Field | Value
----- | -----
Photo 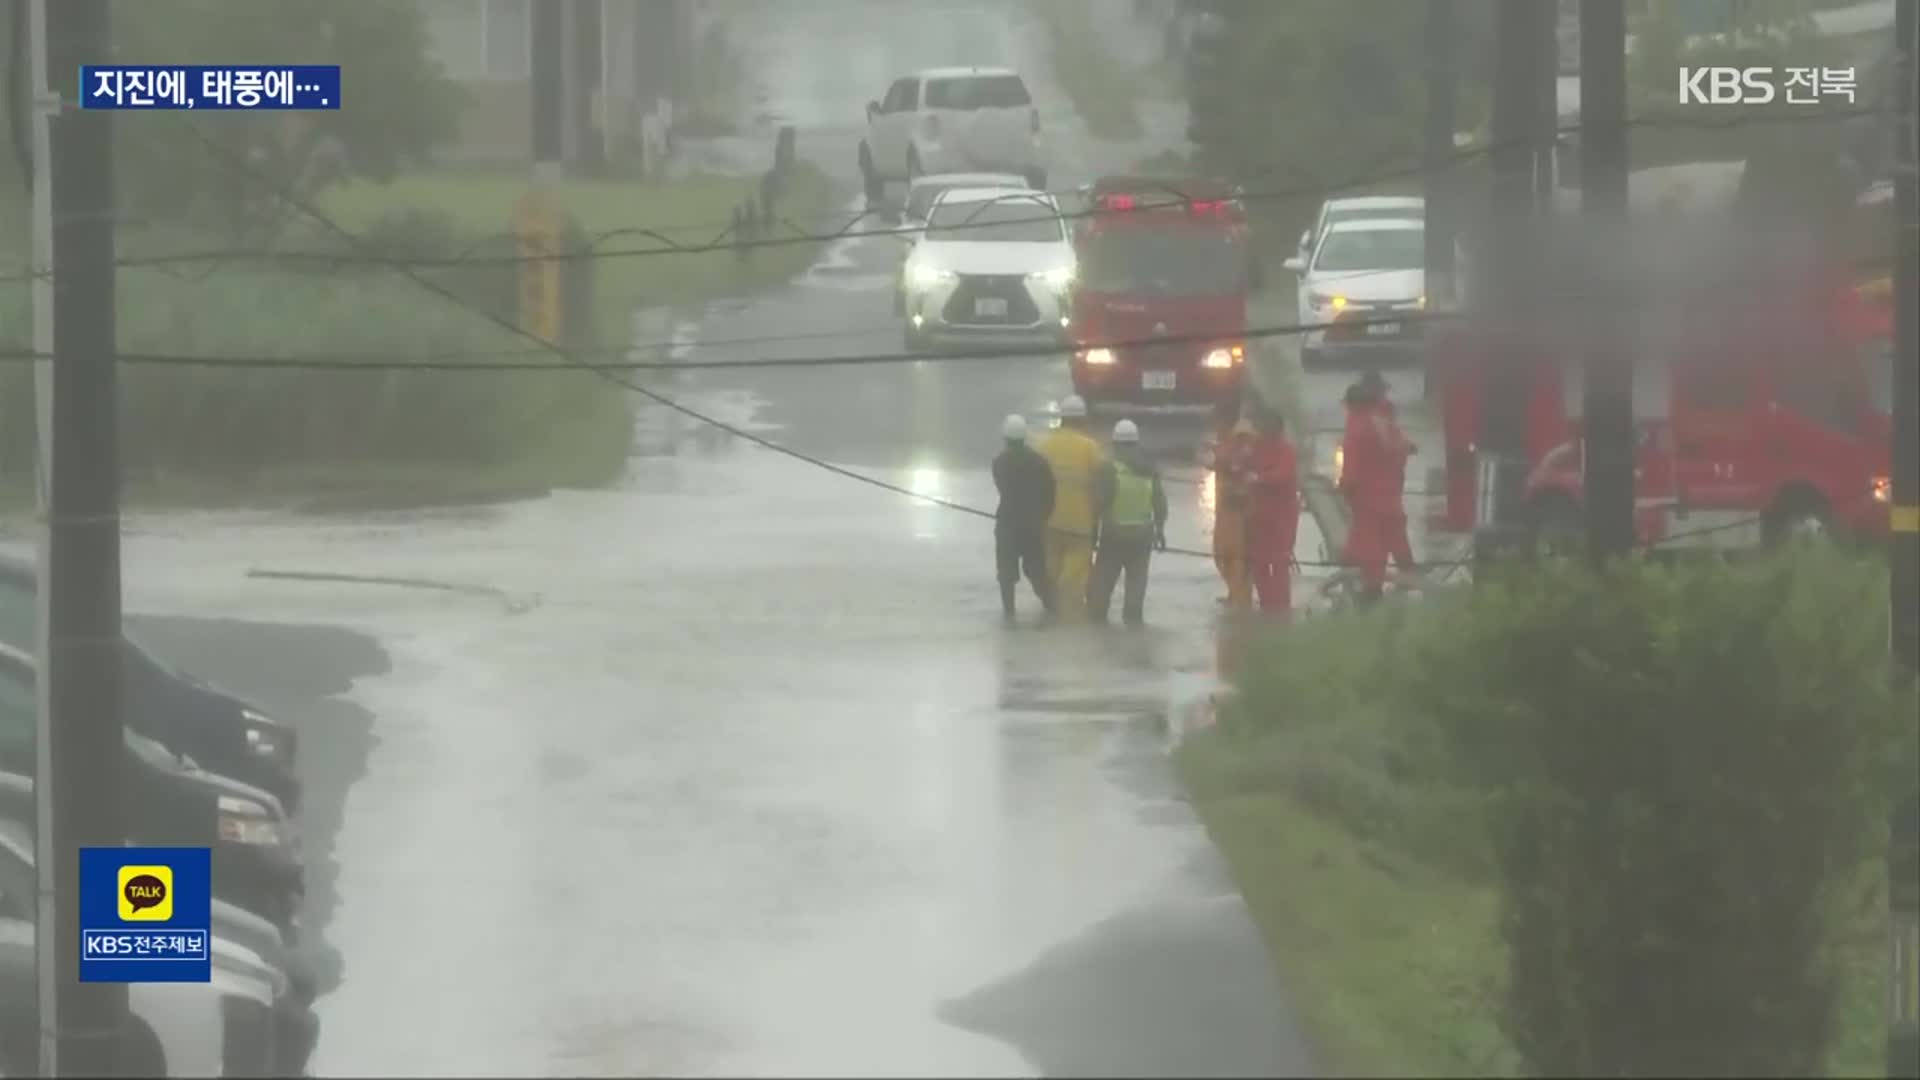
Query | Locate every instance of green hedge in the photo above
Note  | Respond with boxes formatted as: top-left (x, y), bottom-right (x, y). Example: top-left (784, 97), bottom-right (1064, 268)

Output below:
top-left (1190, 548), bottom-right (1917, 1075)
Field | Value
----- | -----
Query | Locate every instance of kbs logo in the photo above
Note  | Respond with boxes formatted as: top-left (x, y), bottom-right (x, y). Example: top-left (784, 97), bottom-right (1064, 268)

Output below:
top-left (1679, 67), bottom-right (1776, 105)
top-left (1679, 66), bottom-right (1856, 106)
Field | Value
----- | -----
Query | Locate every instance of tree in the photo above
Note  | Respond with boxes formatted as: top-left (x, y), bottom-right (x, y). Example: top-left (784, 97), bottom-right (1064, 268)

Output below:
top-left (107, 0), bottom-right (463, 236)
top-left (1177, 0), bottom-right (1494, 233)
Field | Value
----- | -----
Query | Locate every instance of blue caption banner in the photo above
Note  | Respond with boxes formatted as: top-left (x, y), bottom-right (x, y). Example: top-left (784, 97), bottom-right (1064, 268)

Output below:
top-left (78, 846), bottom-right (212, 984)
top-left (80, 65), bottom-right (340, 111)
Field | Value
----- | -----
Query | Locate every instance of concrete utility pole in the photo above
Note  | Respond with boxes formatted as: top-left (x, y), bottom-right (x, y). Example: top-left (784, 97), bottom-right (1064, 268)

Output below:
top-left (32, 0), bottom-right (130, 1075)
top-left (1474, 0), bottom-right (1548, 565)
top-left (1580, 0), bottom-right (1633, 559)
top-left (532, 0), bottom-right (565, 176)
top-left (1888, 6), bottom-right (1918, 1076)
top-left (1424, 0), bottom-right (1458, 313)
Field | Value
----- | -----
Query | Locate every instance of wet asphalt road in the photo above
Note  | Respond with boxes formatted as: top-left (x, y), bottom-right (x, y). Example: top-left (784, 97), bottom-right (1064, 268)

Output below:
top-left (107, 3), bottom-right (1323, 1074)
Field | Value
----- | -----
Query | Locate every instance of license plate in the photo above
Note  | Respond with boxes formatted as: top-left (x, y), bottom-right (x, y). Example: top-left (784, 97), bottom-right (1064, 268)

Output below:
top-left (1142, 370), bottom-right (1176, 390)
top-left (1366, 321), bottom-right (1402, 336)
top-left (975, 297), bottom-right (1008, 318)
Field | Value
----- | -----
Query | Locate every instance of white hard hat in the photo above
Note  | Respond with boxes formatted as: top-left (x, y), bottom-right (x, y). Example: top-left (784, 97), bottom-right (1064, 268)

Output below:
top-left (1001, 413), bottom-right (1028, 440)
top-left (1112, 419), bottom-right (1140, 443)
top-left (1059, 394), bottom-right (1088, 419)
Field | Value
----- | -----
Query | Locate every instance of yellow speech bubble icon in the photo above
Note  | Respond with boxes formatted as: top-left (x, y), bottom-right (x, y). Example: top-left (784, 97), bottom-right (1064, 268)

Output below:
top-left (117, 864), bottom-right (173, 922)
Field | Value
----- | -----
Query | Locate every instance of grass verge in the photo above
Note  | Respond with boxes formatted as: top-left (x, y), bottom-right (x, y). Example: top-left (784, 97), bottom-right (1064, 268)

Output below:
top-left (317, 165), bottom-right (837, 347)
top-left (0, 168), bottom-right (836, 511)
top-left (1034, 0), bottom-right (1148, 141)
top-left (1176, 597), bottom-right (1894, 1077)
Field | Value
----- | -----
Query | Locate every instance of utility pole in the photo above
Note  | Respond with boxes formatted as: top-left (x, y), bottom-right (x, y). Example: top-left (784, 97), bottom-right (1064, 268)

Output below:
top-left (1581, 0), bottom-right (1633, 559)
top-left (1888, 5), bottom-right (1918, 1076)
top-left (532, 0), bottom-right (565, 176)
top-left (32, 0), bottom-right (129, 1076)
top-left (1424, 0), bottom-right (1458, 314)
top-left (1474, 0), bottom-right (1546, 567)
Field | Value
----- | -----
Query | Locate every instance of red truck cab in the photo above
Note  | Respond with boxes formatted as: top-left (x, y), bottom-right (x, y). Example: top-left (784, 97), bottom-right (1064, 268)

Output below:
top-left (1431, 272), bottom-right (1893, 550)
top-left (1067, 177), bottom-right (1256, 414)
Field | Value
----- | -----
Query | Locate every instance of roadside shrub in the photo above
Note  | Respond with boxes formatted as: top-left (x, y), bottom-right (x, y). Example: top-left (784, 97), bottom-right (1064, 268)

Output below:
top-left (1422, 549), bottom-right (1917, 1076)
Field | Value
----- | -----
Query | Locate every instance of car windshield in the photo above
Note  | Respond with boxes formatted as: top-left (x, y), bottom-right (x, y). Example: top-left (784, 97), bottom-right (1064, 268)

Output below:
top-left (1313, 227), bottom-right (1425, 272)
top-left (923, 75), bottom-right (1031, 109)
top-left (1324, 204), bottom-right (1424, 233)
top-left (1079, 227), bottom-right (1247, 296)
top-left (926, 199), bottom-right (1061, 242)
top-left (907, 180), bottom-right (1017, 223)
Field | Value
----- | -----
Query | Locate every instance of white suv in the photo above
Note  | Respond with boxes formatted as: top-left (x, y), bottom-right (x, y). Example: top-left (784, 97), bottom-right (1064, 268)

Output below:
top-left (900, 187), bottom-right (1076, 352)
top-left (860, 68), bottom-right (1045, 204)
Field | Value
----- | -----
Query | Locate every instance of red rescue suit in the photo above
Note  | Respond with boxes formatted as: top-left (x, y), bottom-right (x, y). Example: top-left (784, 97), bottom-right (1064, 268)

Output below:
top-left (1244, 431), bottom-right (1301, 615)
top-left (1340, 400), bottom-right (1414, 591)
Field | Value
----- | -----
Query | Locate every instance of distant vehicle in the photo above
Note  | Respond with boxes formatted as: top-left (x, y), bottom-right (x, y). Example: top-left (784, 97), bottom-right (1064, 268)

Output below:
top-left (1067, 176), bottom-right (1256, 414)
top-left (1429, 270), bottom-right (1893, 552)
top-left (0, 554), bottom-right (301, 815)
top-left (860, 67), bottom-right (1045, 205)
top-left (0, 644), bottom-right (304, 937)
top-left (1287, 217), bottom-right (1431, 369)
top-left (0, 915), bottom-right (282, 1076)
top-left (899, 186), bottom-right (1076, 352)
top-left (894, 171), bottom-right (1033, 314)
top-left (1296, 195), bottom-right (1425, 269)
top-left (0, 808), bottom-right (316, 1076)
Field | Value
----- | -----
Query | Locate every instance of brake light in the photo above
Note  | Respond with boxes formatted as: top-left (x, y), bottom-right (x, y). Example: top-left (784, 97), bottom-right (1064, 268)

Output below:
top-left (1101, 194), bottom-right (1135, 212)
top-left (1192, 200), bottom-right (1221, 214)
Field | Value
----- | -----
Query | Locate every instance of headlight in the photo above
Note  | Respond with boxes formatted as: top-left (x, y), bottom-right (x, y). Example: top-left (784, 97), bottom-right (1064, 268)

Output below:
top-left (1310, 292), bottom-right (1346, 312)
top-left (1415, 295), bottom-right (1427, 310)
top-left (240, 709), bottom-right (290, 762)
top-left (1873, 476), bottom-right (1891, 503)
top-left (1081, 347), bottom-right (1116, 366)
top-left (907, 263), bottom-right (954, 290)
top-left (1028, 265), bottom-right (1075, 290)
top-left (1202, 345), bottom-right (1244, 369)
top-left (217, 794), bottom-right (285, 848)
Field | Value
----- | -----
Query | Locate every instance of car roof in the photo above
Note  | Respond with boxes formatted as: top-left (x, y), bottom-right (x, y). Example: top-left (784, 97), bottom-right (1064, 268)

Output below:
top-left (1325, 196), bottom-right (1425, 211)
top-left (1323, 216), bottom-right (1425, 235)
top-left (914, 66), bottom-right (1021, 81)
top-left (910, 171), bottom-right (1028, 190)
top-left (932, 186), bottom-right (1055, 207)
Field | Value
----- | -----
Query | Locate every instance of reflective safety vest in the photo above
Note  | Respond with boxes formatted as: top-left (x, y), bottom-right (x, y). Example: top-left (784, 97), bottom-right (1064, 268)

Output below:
top-left (1110, 463), bottom-right (1155, 528)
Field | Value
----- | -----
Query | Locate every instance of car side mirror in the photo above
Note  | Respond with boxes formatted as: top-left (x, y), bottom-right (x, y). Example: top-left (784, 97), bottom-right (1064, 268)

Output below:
top-left (1282, 255), bottom-right (1306, 273)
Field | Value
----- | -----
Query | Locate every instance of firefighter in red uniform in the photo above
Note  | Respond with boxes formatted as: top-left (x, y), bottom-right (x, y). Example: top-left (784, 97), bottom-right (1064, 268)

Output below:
top-left (1341, 373), bottom-right (1415, 602)
top-left (1243, 403), bottom-right (1301, 616)
top-left (1359, 371), bottom-right (1416, 576)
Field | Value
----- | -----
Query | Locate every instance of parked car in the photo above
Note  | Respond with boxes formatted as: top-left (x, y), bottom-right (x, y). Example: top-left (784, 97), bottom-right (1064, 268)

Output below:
top-left (860, 67), bottom-right (1045, 206)
top-left (1295, 194), bottom-right (1426, 270)
top-left (0, 916), bottom-right (282, 1075)
top-left (898, 186), bottom-right (1077, 352)
top-left (0, 796), bottom-right (319, 1075)
top-left (0, 554), bottom-right (300, 814)
top-left (1286, 216), bottom-right (1432, 369)
top-left (0, 645), bottom-right (304, 937)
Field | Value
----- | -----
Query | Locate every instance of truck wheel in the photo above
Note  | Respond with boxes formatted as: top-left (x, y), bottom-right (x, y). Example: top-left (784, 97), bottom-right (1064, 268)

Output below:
top-left (1762, 491), bottom-right (1830, 547)
top-left (1529, 496), bottom-right (1584, 559)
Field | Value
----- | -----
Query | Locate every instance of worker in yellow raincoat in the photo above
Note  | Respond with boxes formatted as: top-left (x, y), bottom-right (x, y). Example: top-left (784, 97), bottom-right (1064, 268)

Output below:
top-left (1037, 394), bottom-right (1105, 618)
top-left (1199, 395), bottom-right (1255, 612)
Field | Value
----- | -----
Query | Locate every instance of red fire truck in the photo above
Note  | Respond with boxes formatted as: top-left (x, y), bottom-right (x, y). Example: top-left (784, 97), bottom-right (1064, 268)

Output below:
top-left (1067, 176), bottom-right (1259, 414)
top-left (1429, 270), bottom-right (1893, 551)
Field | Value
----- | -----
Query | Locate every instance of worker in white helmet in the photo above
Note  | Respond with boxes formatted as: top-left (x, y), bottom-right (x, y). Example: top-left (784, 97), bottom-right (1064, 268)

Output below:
top-left (1088, 418), bottom-right (1169, 626)
top-left (1036, 394), bottom-right (1105, 619)
top-left (991, 413), bottom-right (1056, 622)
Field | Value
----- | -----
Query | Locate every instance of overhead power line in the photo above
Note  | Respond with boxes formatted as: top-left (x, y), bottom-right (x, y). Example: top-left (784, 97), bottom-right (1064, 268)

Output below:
top-left (0, 103), bottom-right (1882, 287)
